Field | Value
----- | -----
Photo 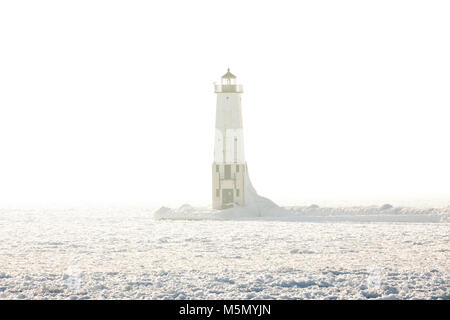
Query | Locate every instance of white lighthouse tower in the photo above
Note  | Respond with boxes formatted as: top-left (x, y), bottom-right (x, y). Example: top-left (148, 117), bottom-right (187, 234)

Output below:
top-left (212, 69), bottom-right (246, 209)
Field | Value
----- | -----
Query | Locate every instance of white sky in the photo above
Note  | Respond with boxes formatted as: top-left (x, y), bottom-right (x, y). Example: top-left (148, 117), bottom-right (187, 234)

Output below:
top-left (1, 1), bottom-right (449, 207)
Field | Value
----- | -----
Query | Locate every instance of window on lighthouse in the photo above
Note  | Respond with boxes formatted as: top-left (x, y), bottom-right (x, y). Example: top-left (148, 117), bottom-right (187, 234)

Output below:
top-left (225, 165), bottom-right (231, 179)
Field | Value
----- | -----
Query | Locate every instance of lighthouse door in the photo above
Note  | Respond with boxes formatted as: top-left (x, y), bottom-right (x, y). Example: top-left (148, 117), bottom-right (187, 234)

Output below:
top-left (222, 189), bottom-right (234, 206)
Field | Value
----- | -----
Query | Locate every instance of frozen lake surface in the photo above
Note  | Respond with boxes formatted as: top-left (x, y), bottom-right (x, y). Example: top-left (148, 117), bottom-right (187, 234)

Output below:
top-left (0, 207), bottom-right (449, 299)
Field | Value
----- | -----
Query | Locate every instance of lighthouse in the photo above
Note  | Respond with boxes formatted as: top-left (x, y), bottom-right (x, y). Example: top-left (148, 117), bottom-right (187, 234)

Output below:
top-left (212, 69), bottom-right (246, 209)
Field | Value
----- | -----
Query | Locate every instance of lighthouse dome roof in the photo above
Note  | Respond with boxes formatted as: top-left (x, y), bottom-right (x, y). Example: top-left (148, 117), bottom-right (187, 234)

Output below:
top-left (222, 68), bottom-right (236, 79)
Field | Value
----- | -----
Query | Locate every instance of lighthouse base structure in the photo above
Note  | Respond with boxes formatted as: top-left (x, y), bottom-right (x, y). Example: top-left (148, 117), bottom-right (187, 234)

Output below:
top-left (154, 161), bottom-right (286, 219)
top-left (212, 162), bottom-right (246, 209)
top-left (212, 161), bottom-right (280, 213)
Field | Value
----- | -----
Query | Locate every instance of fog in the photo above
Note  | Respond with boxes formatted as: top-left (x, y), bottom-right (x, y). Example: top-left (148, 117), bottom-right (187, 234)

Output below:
top-left (1, 1), bottom-right (449, 207)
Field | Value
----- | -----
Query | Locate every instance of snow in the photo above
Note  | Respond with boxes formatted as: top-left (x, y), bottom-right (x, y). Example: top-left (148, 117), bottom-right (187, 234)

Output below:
top-left (154, 203), bottom-right (449, 223)
top-left (0, 206), bottom-right (449, 299)
top-left (155, 171), bottom-right (449, 223)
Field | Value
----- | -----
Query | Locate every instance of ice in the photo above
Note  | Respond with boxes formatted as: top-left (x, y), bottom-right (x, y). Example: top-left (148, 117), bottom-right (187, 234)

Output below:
top-left (0, 207), bottom-right (449, 299)
top-left (154, 203), bottom-right (449, 223)
top-left (155, 170), bottom-right (449, 223)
